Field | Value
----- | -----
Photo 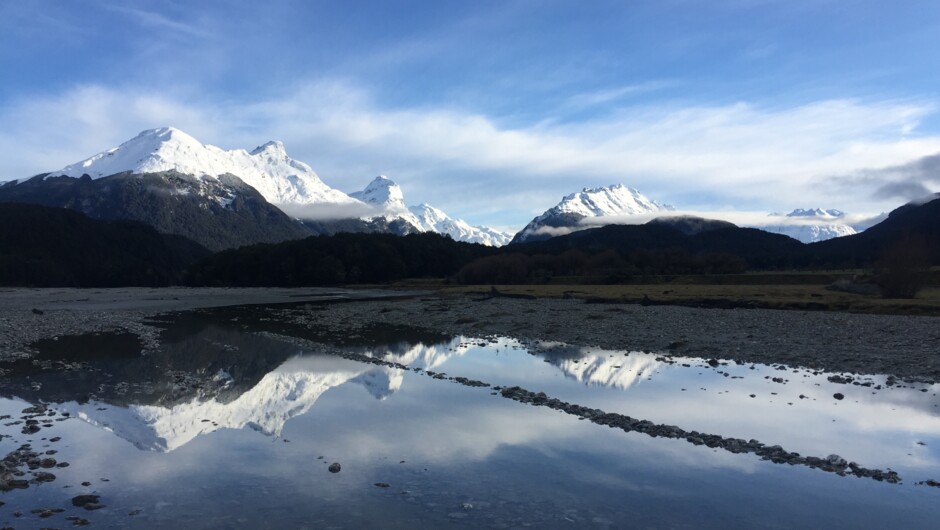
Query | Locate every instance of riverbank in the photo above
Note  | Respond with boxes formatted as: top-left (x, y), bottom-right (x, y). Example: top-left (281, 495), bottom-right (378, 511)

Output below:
top-left (1, 287), bottom-right (938, 383)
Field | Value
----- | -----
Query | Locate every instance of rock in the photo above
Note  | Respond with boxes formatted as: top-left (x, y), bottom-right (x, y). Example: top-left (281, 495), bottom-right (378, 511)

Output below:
top-left (833, 393), bottom-right (845, 400)
top-left (826, 454), bottom-right (847, 467)
top-left (71, 495), bottom-right (100, 508)
top-left (32, 471), bottom-right (55, 483)
top-left (328, 462), bottom-right (341, 473)
top-left (30, 507), bottom-right (63, 518)
top-left (21, 424), bottom-right (41, 435)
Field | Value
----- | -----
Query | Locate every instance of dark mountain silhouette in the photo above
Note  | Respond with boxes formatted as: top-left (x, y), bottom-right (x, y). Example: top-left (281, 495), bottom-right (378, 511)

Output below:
top-left (512, 216), bottom-right (805, 268)
top-left (0, 203), bottom-right (209, 286)
top-left (809, 195), bottom-right (940, 266)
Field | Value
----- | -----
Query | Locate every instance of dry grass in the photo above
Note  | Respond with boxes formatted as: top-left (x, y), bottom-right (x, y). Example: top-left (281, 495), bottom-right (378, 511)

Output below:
top-left (388, 279), bottom-right (940, 316)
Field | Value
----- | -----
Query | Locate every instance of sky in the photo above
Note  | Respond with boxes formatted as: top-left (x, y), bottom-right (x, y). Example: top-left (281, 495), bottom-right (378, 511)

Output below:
top-left (1, 0), bottom-right (939, 231)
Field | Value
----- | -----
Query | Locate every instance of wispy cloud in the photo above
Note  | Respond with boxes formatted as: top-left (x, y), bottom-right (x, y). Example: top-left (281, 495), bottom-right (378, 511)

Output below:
top-left (106, 5), bottom-right (210, 40)
top-left (561, 80), bottom-right (678, 111)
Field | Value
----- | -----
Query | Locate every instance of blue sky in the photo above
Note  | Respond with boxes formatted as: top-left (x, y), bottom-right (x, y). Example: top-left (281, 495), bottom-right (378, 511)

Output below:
top-left (1, 0), bottom-right (939, 230)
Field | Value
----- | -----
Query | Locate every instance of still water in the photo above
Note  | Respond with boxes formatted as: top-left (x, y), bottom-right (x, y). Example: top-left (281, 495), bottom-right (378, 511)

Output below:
top-left (0, 306), bottom-right (938, 528)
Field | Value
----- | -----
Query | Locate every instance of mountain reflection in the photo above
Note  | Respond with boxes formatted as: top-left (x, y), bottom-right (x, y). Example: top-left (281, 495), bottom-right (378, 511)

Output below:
top-left (55, 356), bottom-right (393, 452)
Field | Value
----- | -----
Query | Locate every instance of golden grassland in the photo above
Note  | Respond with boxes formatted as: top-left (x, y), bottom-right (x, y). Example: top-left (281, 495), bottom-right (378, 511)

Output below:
top-left (386, 271), bottom-right (940, 316)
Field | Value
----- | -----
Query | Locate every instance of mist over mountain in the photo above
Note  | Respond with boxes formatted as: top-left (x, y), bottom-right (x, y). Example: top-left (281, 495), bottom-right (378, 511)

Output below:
top-left (759, 208), bottom-right (858, 243)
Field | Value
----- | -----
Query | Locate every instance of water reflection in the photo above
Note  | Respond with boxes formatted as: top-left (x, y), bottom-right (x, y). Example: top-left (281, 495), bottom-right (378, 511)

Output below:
top-left (55, 356), bottom-right (400, 452)
top-left (1, 309), bottom-right (939, 528)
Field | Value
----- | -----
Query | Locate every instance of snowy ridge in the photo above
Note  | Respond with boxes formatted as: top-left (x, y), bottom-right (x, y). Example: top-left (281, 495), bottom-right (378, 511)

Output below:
top-left (785, 208), bottom-right (845, 218)
top-left (409, 203), bottom-right (512, 246)
top-left (46, 127), bottom-right (358, 206)
top-left (761, 208), bottom-right (858, 243)
top-left (549, 184), bottom-right (674, 219)
top-left (351, 176), bottom-right (512, 246)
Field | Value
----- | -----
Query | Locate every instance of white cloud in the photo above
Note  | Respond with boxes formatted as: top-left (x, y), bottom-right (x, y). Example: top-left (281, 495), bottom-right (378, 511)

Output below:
top-left (578, 211), bottom-right (875, 229)
top-left (1, 81), bottom-right (938, 227)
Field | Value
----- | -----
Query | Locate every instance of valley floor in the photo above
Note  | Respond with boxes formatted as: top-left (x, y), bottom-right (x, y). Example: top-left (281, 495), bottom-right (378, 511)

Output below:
top-left (1, 287), bottom-right (938, 383)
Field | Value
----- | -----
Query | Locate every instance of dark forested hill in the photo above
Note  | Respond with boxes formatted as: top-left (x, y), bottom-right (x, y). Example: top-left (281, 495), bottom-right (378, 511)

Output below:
top-left (0, 203), bottom-right (210, 286)
top-left (809, 195), bottom-right (940, 266)
top-left (513, 216), bottom-right (806, 267)
top-left (185, 231), bottom-right (493, 286)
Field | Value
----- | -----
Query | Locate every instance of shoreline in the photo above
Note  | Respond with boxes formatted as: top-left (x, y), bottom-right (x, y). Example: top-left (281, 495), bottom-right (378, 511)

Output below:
top-left (1, 287), bottom-right (938, 383)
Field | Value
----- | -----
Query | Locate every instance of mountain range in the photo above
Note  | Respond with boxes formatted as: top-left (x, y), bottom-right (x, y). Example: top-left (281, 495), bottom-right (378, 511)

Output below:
top-left (511, 195), bottom-right (940, 270)
top-left (0, 126), bottom-right (873, 252)
top-left (511, 186), bottom-right (864, 245)
top-left (0, 127), bottom-right (511, 250)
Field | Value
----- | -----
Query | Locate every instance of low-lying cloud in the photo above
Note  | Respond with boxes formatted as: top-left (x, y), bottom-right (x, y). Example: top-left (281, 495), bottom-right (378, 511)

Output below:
top-left (576, 211), bottom-right (878, 230)
top-left (277, 201), bottom-right (375, 221)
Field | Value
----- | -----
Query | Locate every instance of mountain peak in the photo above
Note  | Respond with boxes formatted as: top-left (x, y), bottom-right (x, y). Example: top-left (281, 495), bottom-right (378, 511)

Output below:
top-left (786, 208), bottom-right (844, 218)
top-left (512, 184), bottom-right (673, 244)
top-left (44, 127), bottom-right (357, 206)
top-left (250, 140), bottom-right (287, 157)
top-left (351, 175), bottom-right (407, 210)
top-left (554, 184), bottom-right (673, 218)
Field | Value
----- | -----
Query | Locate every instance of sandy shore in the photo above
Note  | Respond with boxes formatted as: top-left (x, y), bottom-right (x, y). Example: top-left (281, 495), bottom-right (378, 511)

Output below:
top-left (1, 287), bottom-right (938, 382)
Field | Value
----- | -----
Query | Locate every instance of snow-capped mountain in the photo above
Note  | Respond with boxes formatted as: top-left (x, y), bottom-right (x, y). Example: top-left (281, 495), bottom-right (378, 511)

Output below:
top-left (511, 184), bottom-right (674, 243)
top-left (3, 127), bottom-right (514, 247)
top-left (350, 176), bottom-right (423, 230)
top-left (760, 208), bottom-right (858, 243)
top-left (351, 176), bottom-right (512, 246)
top-left (46, 127), bottom-right (358, 207)
top-left (409, 203), bottom-right (512, 246)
